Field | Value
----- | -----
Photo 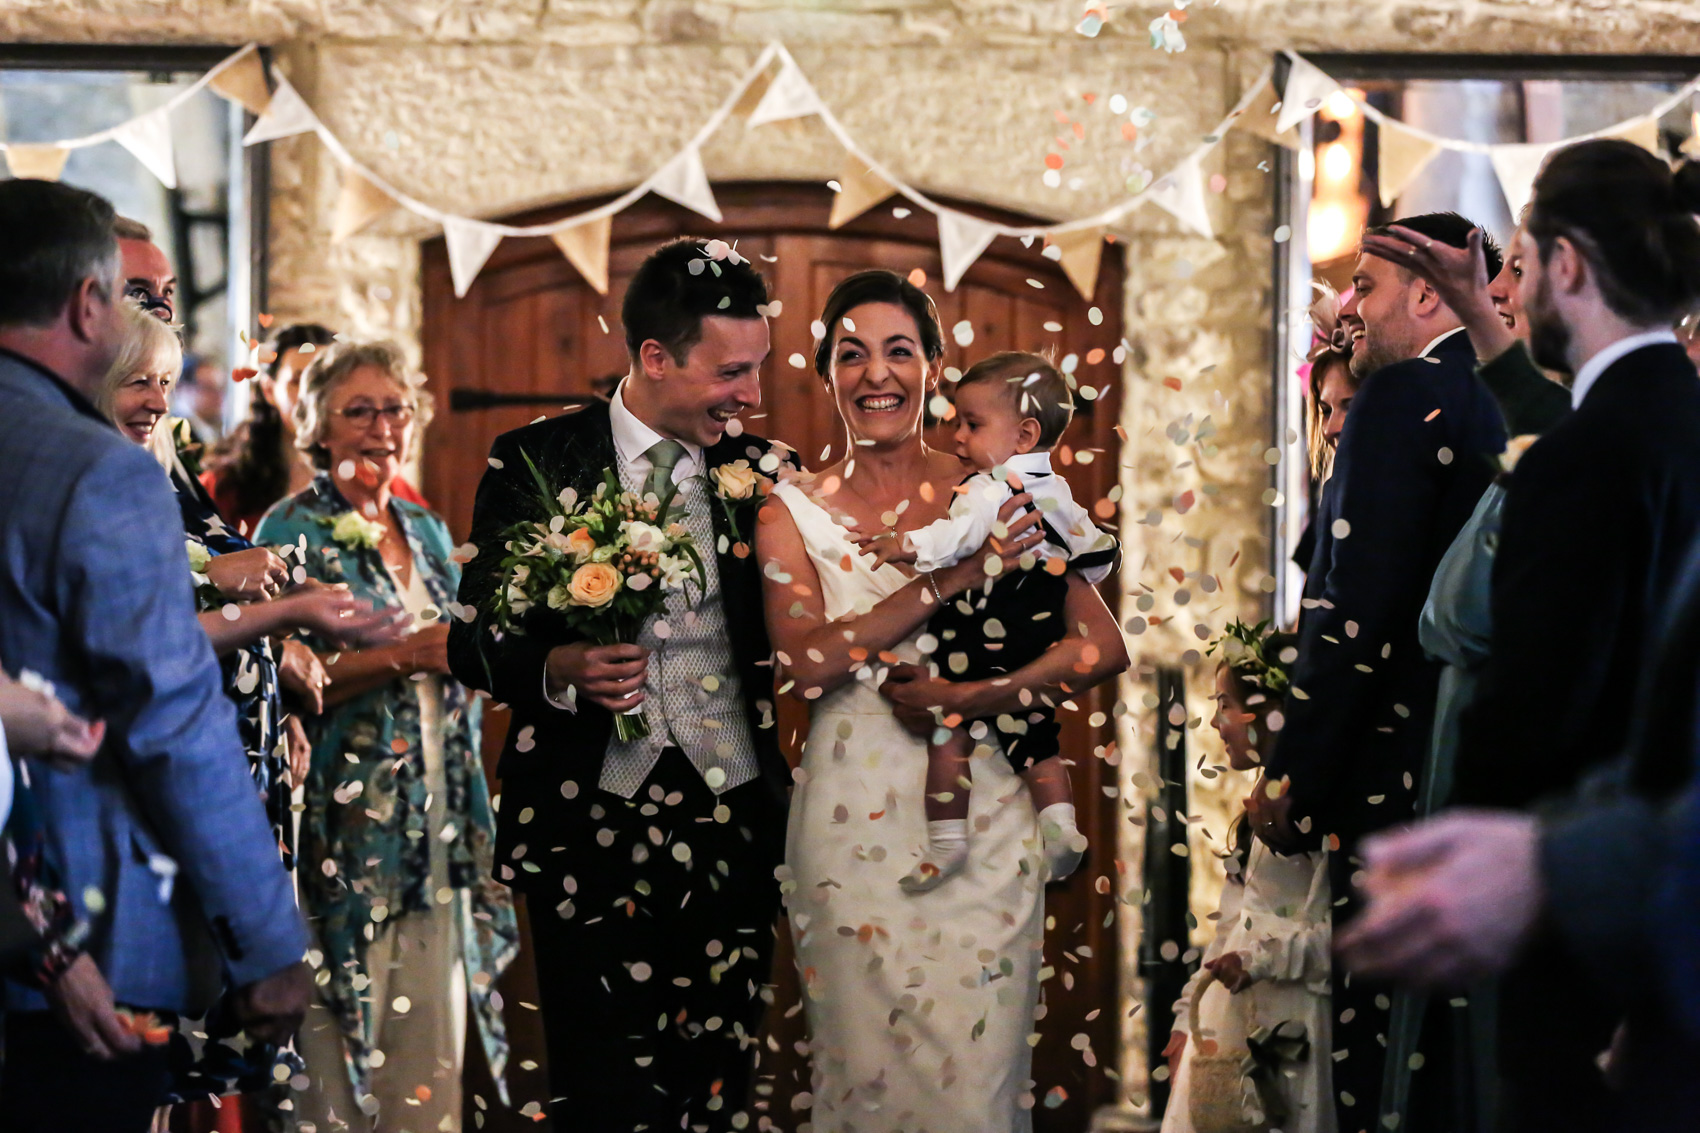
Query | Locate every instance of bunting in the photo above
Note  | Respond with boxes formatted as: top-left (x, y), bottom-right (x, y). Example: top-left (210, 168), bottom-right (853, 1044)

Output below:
top-left (1375, 119), bottom-right (1445, 209)
top-left (444, 217), bottom-right (504, 299)
top-left (331, 166), bottom-right (397, 244)
top-left (649, 146), bottom-right (723, 223)
top-left (745, 56), bottom-right (824, 129)
top-left (243, 74), bottom-right (320, 146)
top-left (1051, 228), bottom-right (1107, 302)
top-left (4, 144), bottom-right (70, 182)
top-left (828, 160), bottom-right (898, 229)
top-left (1489, 142), bottom-right (1557, 220)
top-left (552, 215), bottom-right (614, 295)
top-left (938, 209), bottom-right (999, 292)
top-left (208, 48), bottom-right (273, 117)
top-left (1147, 155), bottom-right (1214, 240)
top-left (1276, 55), bottom-right (1341, 135)
top-left (113, 108), bottom-right (177, 190)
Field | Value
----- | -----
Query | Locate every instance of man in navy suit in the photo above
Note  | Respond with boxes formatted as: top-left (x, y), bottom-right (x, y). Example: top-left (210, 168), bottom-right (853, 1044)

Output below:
top-left (1342, 141), bottom-right (1700, 1133)
top-left (0, 181), bottom-right (308, 1130)
top-left (1253, 213), bottom-right (1509, 1130)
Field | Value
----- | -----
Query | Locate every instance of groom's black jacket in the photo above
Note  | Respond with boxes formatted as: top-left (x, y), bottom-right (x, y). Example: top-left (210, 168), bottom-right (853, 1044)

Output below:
top-left (447, 399), bottom-right (790, 893)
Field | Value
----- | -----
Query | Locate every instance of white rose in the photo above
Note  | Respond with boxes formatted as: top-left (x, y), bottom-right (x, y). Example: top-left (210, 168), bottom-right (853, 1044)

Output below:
top-left (623, 520), bottom-right (668, 555)
top-left (330, 511), bottom-right (384, 550)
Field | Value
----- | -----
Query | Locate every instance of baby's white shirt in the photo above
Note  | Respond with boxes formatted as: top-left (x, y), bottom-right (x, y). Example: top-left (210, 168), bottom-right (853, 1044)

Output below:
top-left (904, 451), bottom-right (1116, 583)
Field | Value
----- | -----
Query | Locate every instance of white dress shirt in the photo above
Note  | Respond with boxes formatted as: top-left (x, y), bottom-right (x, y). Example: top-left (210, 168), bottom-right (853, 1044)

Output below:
top-left (0, 721), bottom-right (12, 833)
top-left (1569, 329), bottom-right (1680, 409)
top-left (1419, 326), bottom-right (1466, 358)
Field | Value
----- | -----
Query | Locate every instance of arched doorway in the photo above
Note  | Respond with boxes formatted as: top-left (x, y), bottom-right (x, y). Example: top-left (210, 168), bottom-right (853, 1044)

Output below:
top-left (421, 182), bottom-right (1125, 1131)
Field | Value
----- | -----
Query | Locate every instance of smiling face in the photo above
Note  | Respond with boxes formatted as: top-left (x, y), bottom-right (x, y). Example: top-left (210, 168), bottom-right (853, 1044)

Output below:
top-left (828, 301), bottom-right (937, 451)
top-left (1487, 228), bottom-right (1527, 339)
top-left (1316, 358), bottom-right (1356, 452)
top-left (1341, 252), bottom-right (1424, 379)
top-left (951, 378), bottom-right (1040, 470)
top-left (1212, 665), bottom-right (1266, 772)
top-left (118, 238), bottom-right (177, 323)
top-left (321, 364), bottom-right (415, 491)
top-left (630, 315), bottom-right (768, 448)
top-left (110, 361), bottom-right (175, 445)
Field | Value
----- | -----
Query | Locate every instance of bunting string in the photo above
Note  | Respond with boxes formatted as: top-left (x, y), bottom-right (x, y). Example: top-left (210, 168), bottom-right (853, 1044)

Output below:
top-left (7, 42), bottom-right (1698, 300)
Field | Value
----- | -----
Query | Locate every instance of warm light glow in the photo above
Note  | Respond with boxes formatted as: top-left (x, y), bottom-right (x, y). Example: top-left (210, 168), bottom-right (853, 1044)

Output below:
top-left (1309, 203), bottom-right (1352, 262)
top-left (1298, 147), bottom-right (1316, 182)
top-left (1325, 90), bottom-right (1359, 121)
top-left (1322, 142), bottom-right (1354, 183)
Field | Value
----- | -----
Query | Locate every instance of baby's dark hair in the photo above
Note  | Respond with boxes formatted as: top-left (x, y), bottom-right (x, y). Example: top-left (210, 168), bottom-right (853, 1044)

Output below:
top-left (954, 351), bottom-right (1075, 449)
top-left (1218, 628), bottom-right (1297, 880)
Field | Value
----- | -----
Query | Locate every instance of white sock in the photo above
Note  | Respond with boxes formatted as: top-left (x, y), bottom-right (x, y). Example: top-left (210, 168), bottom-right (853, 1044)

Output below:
top-left (900, 819), bottom-right (969, 893)
top-left (1038, 803), bottom-right (1087, 881)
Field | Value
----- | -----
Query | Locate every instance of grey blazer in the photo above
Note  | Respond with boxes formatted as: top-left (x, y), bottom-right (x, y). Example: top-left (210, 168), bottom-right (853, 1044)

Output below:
top-left (0, 349), bottom-right (305, 1013)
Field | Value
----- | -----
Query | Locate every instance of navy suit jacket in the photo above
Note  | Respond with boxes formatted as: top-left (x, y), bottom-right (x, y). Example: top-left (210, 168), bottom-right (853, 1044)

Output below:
top-left (1455, 343), bottom-right (1700, 808)
top-left (0, 350), bottom-right (305, 1012)
top-left (1267, 331), bottom-right (1506, 850)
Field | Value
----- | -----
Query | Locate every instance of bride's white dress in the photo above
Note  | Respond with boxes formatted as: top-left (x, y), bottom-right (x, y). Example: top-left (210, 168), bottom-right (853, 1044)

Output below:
top-left (772, 481), bottom-right (1047, 1133)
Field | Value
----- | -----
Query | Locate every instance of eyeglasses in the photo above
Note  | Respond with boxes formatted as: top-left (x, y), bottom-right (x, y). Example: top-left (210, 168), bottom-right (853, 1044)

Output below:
top-left (124, 283), bottom-right (174, 321)
top-left (336, 404), bottom-right (415, 428)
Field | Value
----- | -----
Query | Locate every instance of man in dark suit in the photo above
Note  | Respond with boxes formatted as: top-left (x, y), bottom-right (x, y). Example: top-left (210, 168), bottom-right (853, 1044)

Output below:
top-left (1417, 138), bottom-right (1700, 1132)
top-left (449, 239), bottom-right (792, 1132)
top-left (1253, 212), bottom-right (1509, 1130)
top-left (0, 181), bottom-right (309, 1130)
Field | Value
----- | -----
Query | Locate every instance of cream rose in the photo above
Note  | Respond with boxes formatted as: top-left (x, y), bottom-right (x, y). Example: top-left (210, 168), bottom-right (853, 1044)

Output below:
top-left (566, 562), bottom-right (622, 607)
top-left (623, 521), bottom-right (668, 555)
top-left (711, 460), bottom-right (761, 500)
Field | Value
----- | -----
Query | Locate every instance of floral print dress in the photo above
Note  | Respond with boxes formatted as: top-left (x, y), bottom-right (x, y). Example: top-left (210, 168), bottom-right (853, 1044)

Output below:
top-left (255, 473), bottom-right (518, 1109)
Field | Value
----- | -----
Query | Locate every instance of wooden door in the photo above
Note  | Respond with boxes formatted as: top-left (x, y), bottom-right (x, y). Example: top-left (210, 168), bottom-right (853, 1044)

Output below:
top-left (422, 183), bottom-right (1124, 1132)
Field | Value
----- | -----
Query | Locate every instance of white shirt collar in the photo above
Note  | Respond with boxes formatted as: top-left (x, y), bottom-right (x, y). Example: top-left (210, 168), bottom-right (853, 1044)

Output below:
top-left (1002, 451), bottom-right (1054, 476)
top-left (1570, 330), bottom-right (1680, 408)
top-left (1419, 326), bottom-right (1466, 358)
top-left (609, 380), bottom-right (703, 475)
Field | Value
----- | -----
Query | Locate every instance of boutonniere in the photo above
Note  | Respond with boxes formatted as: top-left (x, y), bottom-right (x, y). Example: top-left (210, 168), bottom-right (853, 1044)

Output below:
top-left (707, 458), bottom-right (775, 553)
top-left (1499, 434), bottom-right (1538, 476)
top-left (319, 510), bottom-right (386, 551)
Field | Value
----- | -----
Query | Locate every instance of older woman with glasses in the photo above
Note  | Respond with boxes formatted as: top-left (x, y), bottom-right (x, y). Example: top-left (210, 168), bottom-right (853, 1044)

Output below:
top-left (254, 340), bottom-right (516, 1131)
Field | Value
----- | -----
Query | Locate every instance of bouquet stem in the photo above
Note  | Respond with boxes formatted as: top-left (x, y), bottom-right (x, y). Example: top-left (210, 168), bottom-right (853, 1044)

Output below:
top-left (613, 707), bottom-right (650, 743)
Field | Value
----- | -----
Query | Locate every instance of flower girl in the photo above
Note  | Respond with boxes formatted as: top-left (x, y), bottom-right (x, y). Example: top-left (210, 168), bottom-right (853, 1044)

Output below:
top-left (1161, 622), bottom-right (1334, 1133)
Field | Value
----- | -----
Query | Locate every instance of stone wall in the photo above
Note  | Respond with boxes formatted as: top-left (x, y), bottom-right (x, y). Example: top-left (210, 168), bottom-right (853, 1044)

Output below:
top-left (8, 0), bottom-right (1700, 1119)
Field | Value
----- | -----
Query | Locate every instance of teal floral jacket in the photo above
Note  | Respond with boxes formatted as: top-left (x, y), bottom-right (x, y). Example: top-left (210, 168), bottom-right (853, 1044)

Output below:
top-left (256, 474), bottom-right (518, 1104)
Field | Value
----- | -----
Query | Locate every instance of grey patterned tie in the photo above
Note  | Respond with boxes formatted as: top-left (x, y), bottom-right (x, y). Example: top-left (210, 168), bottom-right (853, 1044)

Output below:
top-left (642, 439), bottom-right (687, 503)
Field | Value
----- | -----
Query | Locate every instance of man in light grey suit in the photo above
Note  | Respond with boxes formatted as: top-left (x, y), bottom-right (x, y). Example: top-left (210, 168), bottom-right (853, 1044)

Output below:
top-left (0, 180), bottom-right (310, 1130)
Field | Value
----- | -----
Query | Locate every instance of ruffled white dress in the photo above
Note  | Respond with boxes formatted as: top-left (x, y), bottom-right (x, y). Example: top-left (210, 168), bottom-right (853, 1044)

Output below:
top-left (1162, 842), bottom-right (1334, 1133)
top-left (772, 481), bottom-right (1047, 1133)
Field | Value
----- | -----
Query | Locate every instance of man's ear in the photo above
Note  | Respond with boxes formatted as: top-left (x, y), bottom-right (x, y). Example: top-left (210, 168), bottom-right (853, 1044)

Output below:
top-left (636, 340), bottom-right (673, 382)
top-left (1014, 417), bottom-right (1044, 455)
top-left (1549, 235), bottom-right (1588, 297)
top-left (67, 276), bottom-right (108, 346)
top-left (1409, 276), bottom-right (1444, 320)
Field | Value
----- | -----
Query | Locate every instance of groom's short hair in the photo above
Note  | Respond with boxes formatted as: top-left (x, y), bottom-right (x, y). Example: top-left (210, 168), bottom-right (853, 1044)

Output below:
top-left (623, 238), bottom-right (769, 364)
top-left (1362, 211), bottom-right (1503, 282)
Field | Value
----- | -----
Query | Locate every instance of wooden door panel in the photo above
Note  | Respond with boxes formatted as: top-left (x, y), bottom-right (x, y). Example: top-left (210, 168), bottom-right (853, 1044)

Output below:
top-left (422, 185), bottom-right (1123, 1133)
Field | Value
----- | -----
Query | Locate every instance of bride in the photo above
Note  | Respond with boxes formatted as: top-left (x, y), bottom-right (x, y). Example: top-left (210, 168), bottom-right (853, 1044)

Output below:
top-left (756, 270), bottom-right (1128, 1131)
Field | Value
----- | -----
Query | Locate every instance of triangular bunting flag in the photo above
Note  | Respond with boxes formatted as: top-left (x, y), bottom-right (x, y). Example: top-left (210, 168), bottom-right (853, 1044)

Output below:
top-left (208, 48), bottom-right (273, 117)
top-left (243, 74), bottom-right (319, 146)
top-left (732, 58), bottom-right (781, 119)
top-left (1232, 77), bottom-right (1299, 150)
top-left (746, 56), bottom-right (824, 129)
top-left (938, 209), bottom-right (998, 292)
top-left (1276, 55), bottom-right (1341, 136)
top-left (1376, 120), bottom-right (1444, 209)
top-left (4, 144), bottom-right (70, 181)
top-left (1147, 154), bottom-right (1214, 240)
top-left (649, 146), bottom-right (723, 223)
top-left (331, 166), bottom-right (396, 244)
top-left (551, 215), bottom-right (613, 295)
top-left (1050, 228), bottom-right (1106, 302)
top-left (113, 107), bottom-right (176, 189)
top-left (443, 216), bottom-right (504, 299)
top-left (1489, 142), bottom-right (1557, 219)
top-left (828, 160), bottom-right (897, 229)
top-left (1608, 116), bottom-right (1661, 155)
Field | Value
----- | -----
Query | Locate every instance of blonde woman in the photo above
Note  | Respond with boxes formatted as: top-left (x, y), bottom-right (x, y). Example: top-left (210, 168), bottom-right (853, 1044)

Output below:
top-left (255, 340), bottom-right (517, 1130)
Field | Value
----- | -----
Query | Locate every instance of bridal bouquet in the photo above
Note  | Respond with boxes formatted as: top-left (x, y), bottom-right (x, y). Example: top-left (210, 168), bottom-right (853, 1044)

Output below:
top-left (491, 454), bottom-right (705, 741)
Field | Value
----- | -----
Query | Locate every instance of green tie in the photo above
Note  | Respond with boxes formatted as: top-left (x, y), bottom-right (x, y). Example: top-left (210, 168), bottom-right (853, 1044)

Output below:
top-left (642, 439), bottom-right (687, 503)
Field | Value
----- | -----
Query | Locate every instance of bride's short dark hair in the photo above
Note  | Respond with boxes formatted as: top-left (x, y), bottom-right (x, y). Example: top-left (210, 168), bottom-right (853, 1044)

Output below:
top-left (813, 269), bottom-right (944, 380)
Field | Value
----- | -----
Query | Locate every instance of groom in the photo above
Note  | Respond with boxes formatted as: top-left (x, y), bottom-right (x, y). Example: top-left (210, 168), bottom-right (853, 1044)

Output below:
top-left (448, 239), bottom-right (792, 1131)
